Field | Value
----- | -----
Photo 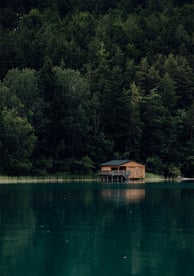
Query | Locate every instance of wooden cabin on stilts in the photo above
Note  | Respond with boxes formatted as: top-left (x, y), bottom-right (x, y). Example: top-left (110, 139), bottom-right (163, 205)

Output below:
top-left (99, 160), bottom-right (145, 183)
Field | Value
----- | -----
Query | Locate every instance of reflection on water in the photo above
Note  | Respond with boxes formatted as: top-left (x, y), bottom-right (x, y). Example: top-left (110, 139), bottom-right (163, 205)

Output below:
top-left (102, 189), bottom-right (145, 203)
top-left (0, 182), bottom-right (194, 275)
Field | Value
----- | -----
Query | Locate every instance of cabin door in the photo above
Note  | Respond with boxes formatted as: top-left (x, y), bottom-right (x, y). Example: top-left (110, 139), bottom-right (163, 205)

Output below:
top-left (120, 166), bottom-right (126, 171)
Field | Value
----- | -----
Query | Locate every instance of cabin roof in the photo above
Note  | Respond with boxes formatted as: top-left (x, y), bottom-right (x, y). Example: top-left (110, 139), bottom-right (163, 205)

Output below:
top-left (100, 160), bottom-right (131, 166)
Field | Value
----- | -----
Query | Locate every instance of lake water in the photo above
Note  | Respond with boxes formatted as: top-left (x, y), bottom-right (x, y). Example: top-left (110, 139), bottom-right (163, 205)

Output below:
top-left (0, 181), bottom-right (194, 276)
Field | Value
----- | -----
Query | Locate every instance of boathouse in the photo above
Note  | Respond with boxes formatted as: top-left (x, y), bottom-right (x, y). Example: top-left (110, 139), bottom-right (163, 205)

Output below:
top-left (99, 160), bottom-right (145, 182)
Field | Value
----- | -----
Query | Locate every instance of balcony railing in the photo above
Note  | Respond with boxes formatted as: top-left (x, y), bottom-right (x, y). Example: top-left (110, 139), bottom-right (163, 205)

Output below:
top-left (99, 170), bottom-right (131, 177)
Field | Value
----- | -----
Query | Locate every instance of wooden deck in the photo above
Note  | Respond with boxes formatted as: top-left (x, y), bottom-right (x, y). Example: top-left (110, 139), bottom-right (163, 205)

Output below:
top-left (99, 170), bottom-right (131, 182)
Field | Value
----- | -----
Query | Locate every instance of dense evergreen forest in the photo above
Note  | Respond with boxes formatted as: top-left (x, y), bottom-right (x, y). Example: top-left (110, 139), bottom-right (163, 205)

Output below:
top-left (0, 0), bottom-right (194, 176)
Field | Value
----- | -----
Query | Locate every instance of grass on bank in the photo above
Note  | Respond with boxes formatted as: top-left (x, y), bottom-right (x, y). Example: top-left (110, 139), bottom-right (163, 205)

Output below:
top-left (145, 173), bottom-right (164, 181)
top-left (0, 174), bottom-right (100, 184)
top-left (0, 172), bottom-right (184, 184)
top-left (0, 173), bottom-right (164, 184)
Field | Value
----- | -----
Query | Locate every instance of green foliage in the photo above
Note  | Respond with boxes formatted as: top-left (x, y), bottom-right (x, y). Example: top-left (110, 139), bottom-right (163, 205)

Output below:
top-left (158, 73), bottom-right (177, 111)
top-left (182, 155), bottom-right (194, 177)
top-left (38, 66), bottom-right (92, 173)
top-left (164, 164), bottom-right (181, 179)
top-left (3, 68), bottom-right (41, 121)
top-left (73, 156), bottom-right (95, 175)
top-left (146, 156), bottom-right (163, 174)
top-left (0, 108), bottom-right (36, 175)
top-left (0, 1), bottom-right (194, 176)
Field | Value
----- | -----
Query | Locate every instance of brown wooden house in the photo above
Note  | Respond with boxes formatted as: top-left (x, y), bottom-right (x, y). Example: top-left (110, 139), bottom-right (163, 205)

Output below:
top-left (99, 160), bottom-right (145, 182)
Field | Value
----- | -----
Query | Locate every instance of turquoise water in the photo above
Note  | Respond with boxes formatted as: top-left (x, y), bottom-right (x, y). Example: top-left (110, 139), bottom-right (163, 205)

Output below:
top-left (0, 181), bottom-right (194, 276)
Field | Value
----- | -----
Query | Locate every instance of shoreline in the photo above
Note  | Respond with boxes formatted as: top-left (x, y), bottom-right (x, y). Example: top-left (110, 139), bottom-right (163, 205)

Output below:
top-left (0, 176), bottom-right (99, 184)
top-left (0, 176), bottom-right (193, 184)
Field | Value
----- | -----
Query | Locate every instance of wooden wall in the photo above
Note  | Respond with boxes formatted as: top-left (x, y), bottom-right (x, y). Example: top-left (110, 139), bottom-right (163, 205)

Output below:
top-left (100, 161), bottom-right (145, 179)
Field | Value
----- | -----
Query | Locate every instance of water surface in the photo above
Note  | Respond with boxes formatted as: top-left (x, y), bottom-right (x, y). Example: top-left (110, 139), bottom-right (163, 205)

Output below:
top-left (0, 181), bottom-right (194, 276)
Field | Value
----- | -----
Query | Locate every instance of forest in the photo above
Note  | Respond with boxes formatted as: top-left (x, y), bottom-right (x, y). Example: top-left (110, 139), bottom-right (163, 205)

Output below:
top-left (0, 0), bottom-right (193, 177)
